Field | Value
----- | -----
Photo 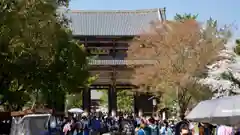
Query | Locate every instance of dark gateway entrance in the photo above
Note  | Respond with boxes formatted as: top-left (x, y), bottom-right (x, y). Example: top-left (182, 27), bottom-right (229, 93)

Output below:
top-left (66, 8), bottom-right (166, 115)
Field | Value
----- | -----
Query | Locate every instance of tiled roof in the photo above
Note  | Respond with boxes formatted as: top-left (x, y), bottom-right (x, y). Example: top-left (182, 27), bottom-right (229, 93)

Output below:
top-left (64, 8), bottom-right (166, 36)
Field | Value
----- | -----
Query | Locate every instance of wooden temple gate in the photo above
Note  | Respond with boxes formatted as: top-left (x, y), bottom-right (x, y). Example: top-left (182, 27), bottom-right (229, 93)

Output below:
top-left (68, 8), bottom-right (166, 115)
top-left (79, 36), bottom-right (155, 115)
top-left (66, 8), bottom-right (166, 115)
top-left (81, 85), bottom-right (155, 115)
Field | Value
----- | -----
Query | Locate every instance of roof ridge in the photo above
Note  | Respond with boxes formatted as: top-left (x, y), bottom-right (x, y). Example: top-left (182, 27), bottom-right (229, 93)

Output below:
top-left (70, 8), bottom-right (163, 13)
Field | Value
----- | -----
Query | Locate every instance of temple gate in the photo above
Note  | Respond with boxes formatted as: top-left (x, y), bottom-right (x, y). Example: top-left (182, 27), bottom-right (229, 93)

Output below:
top-left (66, 8), bottom-right (166, 115)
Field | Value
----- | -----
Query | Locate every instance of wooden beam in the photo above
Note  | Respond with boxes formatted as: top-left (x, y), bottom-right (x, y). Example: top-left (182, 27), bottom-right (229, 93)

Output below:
top-left (89, 65), bottom-right (131, 70)
top-left (73, 35), bottom-right (134, 40)
top-left (77, 84), bottom-right (137, 89)
top-left (80, 40), bottom-right (129, 44)
top-left (86, 46), bottom-right (128, 49)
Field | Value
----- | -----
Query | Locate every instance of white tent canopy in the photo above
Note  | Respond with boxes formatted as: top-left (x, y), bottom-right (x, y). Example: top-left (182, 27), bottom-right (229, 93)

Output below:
top-left (68, 108), bottom-right (84, 113)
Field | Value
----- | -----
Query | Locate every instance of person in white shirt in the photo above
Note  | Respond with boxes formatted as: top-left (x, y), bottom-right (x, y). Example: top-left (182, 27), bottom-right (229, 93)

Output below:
top-left (189, 122), bottom-right (195, 134)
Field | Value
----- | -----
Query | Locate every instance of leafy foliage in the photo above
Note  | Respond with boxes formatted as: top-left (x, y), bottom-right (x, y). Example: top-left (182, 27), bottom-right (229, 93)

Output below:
top-left (174, 13), bottom-right (198, 22)
top-left (99, 90), bottom-right (108, 108)
top-left (117, 90), bottom-right (133, 112)
top-left (220, 72), bottom-right (240, 96)
top-left (66, 93), bottom-right (83, 109)
top-left (234, 39), bottom-right (240, 55)
top-left (99, 90), bottom-right (133, 112)
top-left (0, 0), bottom-right (90, 111)
top-left (127, 14), bottom-right (230, 119)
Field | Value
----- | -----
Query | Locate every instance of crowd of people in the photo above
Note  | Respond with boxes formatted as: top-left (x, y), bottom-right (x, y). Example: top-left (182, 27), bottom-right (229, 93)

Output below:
top-left (57, 112), bottom-right (240, 135)
top-left (58, 112), bottom-right (193, 135)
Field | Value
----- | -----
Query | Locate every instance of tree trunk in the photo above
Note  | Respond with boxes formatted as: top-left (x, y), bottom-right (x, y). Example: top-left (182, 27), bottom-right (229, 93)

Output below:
top-left (46, 90), bottom-right (65, 112)
top-left (179, 110), bottom-right (185, 120)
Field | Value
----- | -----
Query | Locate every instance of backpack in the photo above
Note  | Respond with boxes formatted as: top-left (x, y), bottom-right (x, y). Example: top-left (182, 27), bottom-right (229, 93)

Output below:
top-left (161, 126), bottom-right (173, 135)
top-left (137, 128), bottom-right (145, 135)
top-left (149, 125), bottom-right (158, 135)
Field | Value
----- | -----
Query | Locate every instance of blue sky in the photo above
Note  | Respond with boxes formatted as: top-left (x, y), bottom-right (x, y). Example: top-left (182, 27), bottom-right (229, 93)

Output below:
top-left (69, 0), bottom-right (239, 36)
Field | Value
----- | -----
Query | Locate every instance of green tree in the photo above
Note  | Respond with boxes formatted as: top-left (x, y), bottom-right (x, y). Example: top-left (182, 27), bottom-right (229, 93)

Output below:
top-left (234, 39), bottom-right (240, 55)
top-left (0, 0), bottom-right (90, 111)
top-left (66, 93), bottom-right (82, 109)
top-left (99, 90), bottom-right (108, 108)
top-left (117, 90), bottom-right (133, 112)
top-left (99, 90), bottom-right (133, 112)
top-left (174, 13), bottom-right (198, 22)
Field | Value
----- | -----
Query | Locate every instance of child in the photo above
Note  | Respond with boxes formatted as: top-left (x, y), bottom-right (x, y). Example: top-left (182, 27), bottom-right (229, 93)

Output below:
top-left (136, 124), bottom-right (146, 135)
top-left (160, 121), bottom-right (173, 135)
top-left (135, 124), bottom-right (146, 135)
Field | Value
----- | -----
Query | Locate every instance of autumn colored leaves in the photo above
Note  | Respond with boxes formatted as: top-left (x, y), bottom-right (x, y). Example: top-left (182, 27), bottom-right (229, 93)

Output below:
top-left (126, 19), bottom-right (228, 114)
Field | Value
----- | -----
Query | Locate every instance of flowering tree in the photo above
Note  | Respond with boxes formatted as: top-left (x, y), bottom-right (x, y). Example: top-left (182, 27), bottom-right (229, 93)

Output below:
top-left (200, 40), bottom-right (240, 98)
top-left (127, 19), bottom-right (231, 119)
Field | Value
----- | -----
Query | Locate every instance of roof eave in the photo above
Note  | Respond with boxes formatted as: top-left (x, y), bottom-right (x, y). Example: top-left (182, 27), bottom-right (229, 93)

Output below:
top-left (72, 34), bottom-right (137, 37)
top-left (158, 7), bottom-right (167, 21)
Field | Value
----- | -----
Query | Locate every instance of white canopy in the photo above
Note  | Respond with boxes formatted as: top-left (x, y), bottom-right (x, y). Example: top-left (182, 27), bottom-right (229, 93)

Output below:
top-left (68, 108), bottom-right (84, 113)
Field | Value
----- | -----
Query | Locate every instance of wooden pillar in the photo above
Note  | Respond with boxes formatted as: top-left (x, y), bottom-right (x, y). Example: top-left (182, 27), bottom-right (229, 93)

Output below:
top-left (82, 88), bottom-right (91, 113)
top-left (109, 37), bottom-right (117, 115)
top-left (134, 93), bottom-right (139, 115)
top-left (134, 93), bottom-right (144, 116)
top-left (108, 85), bottom-right (117, 114)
